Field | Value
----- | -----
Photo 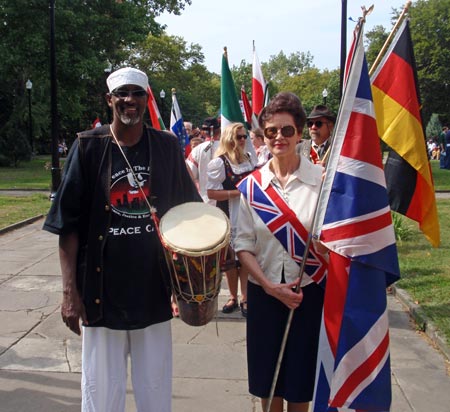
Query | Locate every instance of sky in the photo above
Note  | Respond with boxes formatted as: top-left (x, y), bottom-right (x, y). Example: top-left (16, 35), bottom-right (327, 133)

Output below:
top-left (157, 0), bottom-right (407, 74)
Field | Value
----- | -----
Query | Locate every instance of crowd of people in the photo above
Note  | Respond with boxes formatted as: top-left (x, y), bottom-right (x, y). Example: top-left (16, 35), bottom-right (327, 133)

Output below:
top-left (43, 65), bottom-right (343, 412)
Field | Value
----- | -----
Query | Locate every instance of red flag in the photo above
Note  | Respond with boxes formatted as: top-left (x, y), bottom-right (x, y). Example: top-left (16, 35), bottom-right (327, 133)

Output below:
top-left (240, 85), bottom-right (259, 130)
top-left (147, 85), bottom-right (166, 130)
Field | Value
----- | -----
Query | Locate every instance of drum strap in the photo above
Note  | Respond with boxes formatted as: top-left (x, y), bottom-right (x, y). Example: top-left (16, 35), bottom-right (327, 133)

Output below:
top-left (237, 170), bottom-right (327, 287)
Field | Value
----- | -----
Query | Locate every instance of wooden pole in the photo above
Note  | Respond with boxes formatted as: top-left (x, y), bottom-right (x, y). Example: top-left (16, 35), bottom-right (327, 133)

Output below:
top-left (369, 1), bottom-right (412, 76)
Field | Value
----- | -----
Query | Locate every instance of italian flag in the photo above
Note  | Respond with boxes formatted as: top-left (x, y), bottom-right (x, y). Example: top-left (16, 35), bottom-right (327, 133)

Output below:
top-left (221, 48), bottom-right (256, 161)
top-left (147, 85), bottom-right (166, 130)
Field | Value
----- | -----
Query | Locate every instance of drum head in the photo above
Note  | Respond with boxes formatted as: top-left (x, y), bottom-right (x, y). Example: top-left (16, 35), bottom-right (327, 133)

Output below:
top-left (159, 202), bottom-right (230, 254)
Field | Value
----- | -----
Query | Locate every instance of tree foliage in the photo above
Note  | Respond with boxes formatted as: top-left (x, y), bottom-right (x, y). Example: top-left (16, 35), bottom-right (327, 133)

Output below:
top-left (408, 0), bottom-right (450, 124)
top-left (132, 32), bottom-right (220, 126)
top-left (426, 113), bottom-right (442, 139)
top-left (0, 0), bottom-right (192, 156)
top-left (2, 0), bottom-right (450, 168)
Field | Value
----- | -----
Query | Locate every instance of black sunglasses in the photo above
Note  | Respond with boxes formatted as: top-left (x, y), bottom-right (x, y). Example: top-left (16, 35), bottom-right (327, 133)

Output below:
top-left (263, 125), bottom-right (296, 139)
top-left (236, 134), bottom-right (248, 140)
top-left (307, 120), bottom-right (328, 128)
top-left (111, 89), bottom-right (147, 99)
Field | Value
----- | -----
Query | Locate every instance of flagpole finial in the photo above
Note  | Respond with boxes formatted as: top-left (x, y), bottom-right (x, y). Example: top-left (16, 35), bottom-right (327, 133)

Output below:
top-left (361, 4), bottom-right (374, 22)
top-left (171, 88), bottom-right (176, 94)
top-left (223, 46), bottom-right (228, 60)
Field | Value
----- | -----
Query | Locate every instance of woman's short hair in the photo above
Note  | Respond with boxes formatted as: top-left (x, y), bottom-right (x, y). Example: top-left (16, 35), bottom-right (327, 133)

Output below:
top-left (258, 92), bottom-right (306, 133)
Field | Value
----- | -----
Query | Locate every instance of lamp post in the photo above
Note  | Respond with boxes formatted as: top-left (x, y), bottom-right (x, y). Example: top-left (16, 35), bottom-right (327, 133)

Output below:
top-left (322, 88), bottom-right (328, 105)
top-left (49, 0), bottom-right (61, 200)
top-left (25, 79), bottom-right (33, 154)
top-left (160, 89), bottom-right (166, 124)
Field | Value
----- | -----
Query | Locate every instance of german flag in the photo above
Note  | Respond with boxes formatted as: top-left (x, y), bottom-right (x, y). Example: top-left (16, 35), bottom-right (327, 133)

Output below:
top-left (371, 19), bottom-right (440, 247)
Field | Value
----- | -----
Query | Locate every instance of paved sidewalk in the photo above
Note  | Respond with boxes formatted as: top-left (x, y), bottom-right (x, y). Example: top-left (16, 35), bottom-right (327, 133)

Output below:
top-left (0, 218), bottom-right (449, 411)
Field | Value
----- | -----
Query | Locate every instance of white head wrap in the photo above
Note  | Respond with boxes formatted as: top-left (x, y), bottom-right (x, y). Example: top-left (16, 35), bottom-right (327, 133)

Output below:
top-left (106, 67), bottom-right (149, 93)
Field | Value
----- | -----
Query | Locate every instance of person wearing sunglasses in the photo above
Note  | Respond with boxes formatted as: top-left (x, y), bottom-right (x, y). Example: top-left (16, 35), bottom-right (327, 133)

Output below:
top-left (43, 67), bottom-right (201, 412)
top-left (297, 104), bottom-right (336, 164)
top-left (234, 92), bottom-right (328, 412)
top-left (206, 122), bottom-right (255, 317)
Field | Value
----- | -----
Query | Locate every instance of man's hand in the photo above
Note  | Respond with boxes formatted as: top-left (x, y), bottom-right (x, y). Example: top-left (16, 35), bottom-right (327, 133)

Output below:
top-left (61, 288), bottom-right (87, 336)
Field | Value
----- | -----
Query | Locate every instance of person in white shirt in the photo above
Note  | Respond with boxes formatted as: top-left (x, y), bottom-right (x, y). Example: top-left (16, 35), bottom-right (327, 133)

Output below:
top-left (235, 92), bottom-right (328, 412)
top-left (186, 117), bottom-right (221, 204)
top-left (250, 127), bottom-right (270, 167)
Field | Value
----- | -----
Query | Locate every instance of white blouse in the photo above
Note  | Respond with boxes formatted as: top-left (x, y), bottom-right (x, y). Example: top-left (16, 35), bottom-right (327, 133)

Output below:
top-left (234, 157), bottom-right (325, 287)
top-left (206, 156), bottom-right (254, 244)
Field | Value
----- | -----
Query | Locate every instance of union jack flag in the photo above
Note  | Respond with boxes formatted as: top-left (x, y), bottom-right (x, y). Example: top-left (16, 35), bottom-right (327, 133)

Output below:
top-left (238, 169), bottom-right (327, 287)
top-left (311, 19), bottom-right (400, 412)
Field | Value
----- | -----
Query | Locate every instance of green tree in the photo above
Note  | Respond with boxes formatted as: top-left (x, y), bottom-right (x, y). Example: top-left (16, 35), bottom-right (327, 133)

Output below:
top-left (0, 0), bottom-right (192, 161)
top-left (426, 113), bottom-right (442, 139)
top-left (365, 25), bottom-right (389, 69)
top-left (408, 0), bottom-right (450, 124)
top-left (133, 32), bottom-right (219, 126)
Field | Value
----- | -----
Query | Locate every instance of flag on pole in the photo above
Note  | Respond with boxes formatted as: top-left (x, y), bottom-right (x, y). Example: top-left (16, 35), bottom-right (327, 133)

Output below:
top-left (146, 85), bottom-right (166, 130)
top-left (312, 19), bottom-right (400, 412)
top-left (221, 47), bottom-right (257, 161)
top-left (170, 88), bottom-right (188, 150)
top-left (371, 19), bottom-right (440, 247)
top-left (252, 42), bottom-right (267, 116)
top-left (241, 85), bottom-right (259, 130)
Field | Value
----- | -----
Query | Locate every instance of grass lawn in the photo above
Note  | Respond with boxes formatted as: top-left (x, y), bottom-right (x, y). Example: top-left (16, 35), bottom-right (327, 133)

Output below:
top-left (0, 155), bottom-right (65, 190)
top-left (0, 193), bottom-right (51, 229)
top-left (430, 160), bottom-right (450, 190)
top-left (395, 199), bottom-right (450, 345)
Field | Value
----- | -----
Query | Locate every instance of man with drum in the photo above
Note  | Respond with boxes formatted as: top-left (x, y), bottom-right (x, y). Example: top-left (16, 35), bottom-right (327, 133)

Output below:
top-left (43, 67), bottom-right (200, 412)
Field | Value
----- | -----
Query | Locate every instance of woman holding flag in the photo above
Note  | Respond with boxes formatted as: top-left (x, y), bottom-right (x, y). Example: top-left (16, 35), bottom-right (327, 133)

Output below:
top-left (234, 92), bottom-right (327, 412)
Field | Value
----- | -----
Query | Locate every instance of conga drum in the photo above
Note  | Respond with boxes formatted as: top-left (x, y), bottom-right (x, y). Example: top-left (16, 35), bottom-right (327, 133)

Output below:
top-left (159, 202), bottom-right (231, 326)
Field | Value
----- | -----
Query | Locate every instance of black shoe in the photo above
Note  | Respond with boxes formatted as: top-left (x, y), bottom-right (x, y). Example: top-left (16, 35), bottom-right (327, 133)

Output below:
top-left (222, 298), bottom-right (238, 313)
top-left (240, 301), bottom-right (247, 318)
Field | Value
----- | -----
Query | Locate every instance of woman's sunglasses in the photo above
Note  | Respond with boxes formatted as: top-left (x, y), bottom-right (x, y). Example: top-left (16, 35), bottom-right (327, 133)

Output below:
top-left (263, 125), bottom-right (296, 139)
top-left (236, 134), bottom-right (248, 140)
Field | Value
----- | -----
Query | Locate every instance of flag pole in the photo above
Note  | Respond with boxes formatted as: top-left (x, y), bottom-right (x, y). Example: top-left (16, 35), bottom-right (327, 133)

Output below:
top-left (369, 1), bottom-right (412, 76)
top-left (264, 13), bottom-right (369, 412)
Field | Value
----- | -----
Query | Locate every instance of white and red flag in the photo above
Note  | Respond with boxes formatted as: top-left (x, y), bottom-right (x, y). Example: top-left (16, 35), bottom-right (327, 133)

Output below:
top-left (252, 42), bottom-right (267, 116)
top-left (311, 19), bottom-right (400, 412)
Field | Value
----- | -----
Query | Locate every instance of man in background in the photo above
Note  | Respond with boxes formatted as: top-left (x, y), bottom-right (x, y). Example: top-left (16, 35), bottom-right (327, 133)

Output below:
top-left (297, 105), bottom-right (335, 164)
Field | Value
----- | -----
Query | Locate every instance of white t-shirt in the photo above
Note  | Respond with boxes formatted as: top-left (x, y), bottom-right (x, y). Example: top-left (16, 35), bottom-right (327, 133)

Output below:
top-left (186, 140), bottom-right (220, 204)
top-left (206, 156), bottom-right (254, 244)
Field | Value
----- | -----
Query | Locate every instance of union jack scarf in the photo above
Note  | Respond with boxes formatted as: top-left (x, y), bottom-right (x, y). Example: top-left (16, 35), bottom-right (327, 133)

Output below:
top-left (237, 169), bottom-right (327, 287)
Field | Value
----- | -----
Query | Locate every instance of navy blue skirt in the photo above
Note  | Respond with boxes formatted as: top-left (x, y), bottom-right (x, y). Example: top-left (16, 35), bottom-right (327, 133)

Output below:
top-left (246, 281), bottom-right (324, 402)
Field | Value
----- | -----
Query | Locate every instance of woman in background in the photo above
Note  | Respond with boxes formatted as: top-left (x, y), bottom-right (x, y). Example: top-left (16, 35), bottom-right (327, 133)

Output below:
top-left (207, 122), bottom-right (255, 317)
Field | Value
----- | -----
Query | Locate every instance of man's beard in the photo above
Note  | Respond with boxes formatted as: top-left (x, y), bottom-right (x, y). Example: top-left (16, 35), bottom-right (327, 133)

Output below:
top-left (119, 113), bottom-right (142, 126)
